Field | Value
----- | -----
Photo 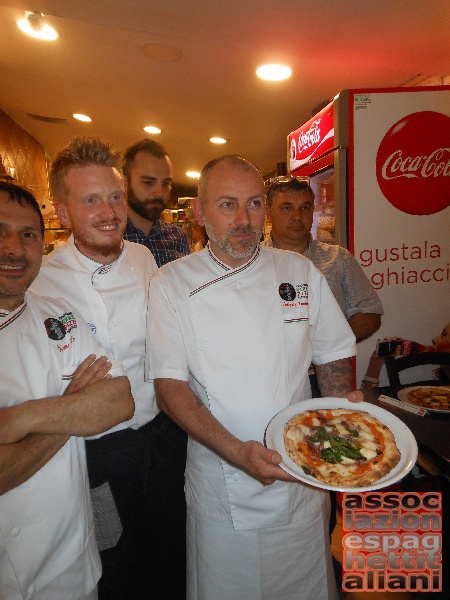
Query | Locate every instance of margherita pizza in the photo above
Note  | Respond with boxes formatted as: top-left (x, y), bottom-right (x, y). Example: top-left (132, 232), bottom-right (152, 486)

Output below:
top-left (405, 386), bottom-right (450, 411)
top-left (284, 408), bottom-right (400, 488)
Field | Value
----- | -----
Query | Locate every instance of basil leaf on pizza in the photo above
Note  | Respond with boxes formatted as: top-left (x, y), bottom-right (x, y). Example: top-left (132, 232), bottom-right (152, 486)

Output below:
top-left (284, 408), bottom-right (400, 487)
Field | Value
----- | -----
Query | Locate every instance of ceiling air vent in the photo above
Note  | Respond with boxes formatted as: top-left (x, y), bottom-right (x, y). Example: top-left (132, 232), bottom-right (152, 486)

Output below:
top-left (26, 113), bottom-right (68, 124)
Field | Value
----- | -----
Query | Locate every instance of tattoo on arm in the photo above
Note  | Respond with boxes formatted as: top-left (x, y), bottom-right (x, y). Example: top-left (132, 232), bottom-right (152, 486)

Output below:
top-left (315, 358), bottom-right (353, 397)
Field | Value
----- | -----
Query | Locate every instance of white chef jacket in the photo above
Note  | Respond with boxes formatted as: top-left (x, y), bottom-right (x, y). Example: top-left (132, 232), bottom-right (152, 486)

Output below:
top-left (0, 292), bottom-right (124, 600)
top-left (147, 244), bottom-right (356, 531)
top-left (31, 236), bottom-right (158, 433)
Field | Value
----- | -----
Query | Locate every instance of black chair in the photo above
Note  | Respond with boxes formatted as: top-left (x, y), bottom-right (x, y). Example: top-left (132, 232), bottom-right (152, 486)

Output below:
top-left (384, 351), bottom-right (450, 394)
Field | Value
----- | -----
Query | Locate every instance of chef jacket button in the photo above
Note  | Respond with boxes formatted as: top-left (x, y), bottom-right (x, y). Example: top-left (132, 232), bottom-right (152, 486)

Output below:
top-left (232, 473), bottom-right (239, 481)
top-left (111, 321), bottom-right (117, 327)
top-left (11, 526), bottom-right (21, 537)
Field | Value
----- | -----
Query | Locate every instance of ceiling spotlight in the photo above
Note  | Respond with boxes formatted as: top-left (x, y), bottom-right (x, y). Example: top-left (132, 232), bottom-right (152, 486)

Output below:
top-left (256, 64), bottom-right (292, 81)
top-left (17, 11), bottom-right (58, 41)
top-left (144, 126), bottom-right (162, 134)
top-left (73, 114), bottom-right (91, 122)
top-left (209, 137), bottom-right (227, 144)
top-left (186, 171), bottom-right (200, 179)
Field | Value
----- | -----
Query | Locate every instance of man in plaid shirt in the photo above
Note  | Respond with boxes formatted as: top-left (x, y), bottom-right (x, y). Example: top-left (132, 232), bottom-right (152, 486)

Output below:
top-left (123, 139), bottom-right (190, 267)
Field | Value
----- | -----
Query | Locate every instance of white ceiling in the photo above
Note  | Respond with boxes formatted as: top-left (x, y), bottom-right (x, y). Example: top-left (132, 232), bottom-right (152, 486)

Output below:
top-left (0, 0), bottom-right (449, 186)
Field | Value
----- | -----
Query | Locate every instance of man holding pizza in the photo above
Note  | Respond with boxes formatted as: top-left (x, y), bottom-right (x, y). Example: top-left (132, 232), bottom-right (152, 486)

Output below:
top-left (147, 154), bottom-right (363, 600)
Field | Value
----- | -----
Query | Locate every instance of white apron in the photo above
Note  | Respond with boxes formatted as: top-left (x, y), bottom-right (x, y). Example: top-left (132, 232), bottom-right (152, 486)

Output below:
top-left (147, 245), bottom-right (353, 600)
top-left (186, 252), bottom-right (317, 530)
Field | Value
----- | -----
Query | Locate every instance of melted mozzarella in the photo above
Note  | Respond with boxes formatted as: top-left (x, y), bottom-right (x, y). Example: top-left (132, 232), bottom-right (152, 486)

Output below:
top-left (286, 429), bottom-right (303, 443)
top-left (360, 439), bottom-right (378, 451)
top-left (360, 447), bottom-right (378, 460)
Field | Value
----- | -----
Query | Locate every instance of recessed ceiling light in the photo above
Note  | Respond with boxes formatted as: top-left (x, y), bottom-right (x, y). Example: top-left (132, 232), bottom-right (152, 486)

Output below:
top-left (256, 64), bottom-right (292, 81)
top-left (209, 137), bottom-right (227, 144)
top-left (186, 171), bottom-right (200, 179)
top-left (73, 114), bottom-right (91, 122)
top-left (17, 12), bottom-right (58, 41)
top-left (144, 126), bottom-right (162, 134)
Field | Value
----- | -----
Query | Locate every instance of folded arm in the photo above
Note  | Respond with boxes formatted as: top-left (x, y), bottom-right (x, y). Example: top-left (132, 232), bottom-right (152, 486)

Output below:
top-left (0, 433), bottom-right (69, 496)
top-left (0, 377), bottom-right (133, 443)
top-left (0, 355), bottom-right (134, 495)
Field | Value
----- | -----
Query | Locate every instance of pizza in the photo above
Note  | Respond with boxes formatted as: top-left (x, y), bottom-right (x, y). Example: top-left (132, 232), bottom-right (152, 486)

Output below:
top-left (405, 386), bottom-right (450, 411)
top-left (283, 408), bottom-right (400, 487)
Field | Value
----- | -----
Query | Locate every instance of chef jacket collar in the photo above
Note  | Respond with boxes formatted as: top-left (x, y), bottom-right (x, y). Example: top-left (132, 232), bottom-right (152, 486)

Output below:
top-left (0, 299), bottom-right (27, 328)
top-left (206, 241), bottom-right (261, 272)
top-left (72, 238), bottom-right (125, 275)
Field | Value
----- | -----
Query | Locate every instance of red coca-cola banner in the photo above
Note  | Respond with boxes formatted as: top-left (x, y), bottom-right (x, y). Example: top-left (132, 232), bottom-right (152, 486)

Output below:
top-left (376, 111), bottom-right (450, 216)
top-left (288, 100), bottom-right (335, 172)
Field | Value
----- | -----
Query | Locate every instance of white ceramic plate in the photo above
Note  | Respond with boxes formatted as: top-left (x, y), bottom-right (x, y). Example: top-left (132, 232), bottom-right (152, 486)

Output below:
top-left (265, 397), bottom-right (418, 493)
top-left (397, 385), bottom-right (450, 414)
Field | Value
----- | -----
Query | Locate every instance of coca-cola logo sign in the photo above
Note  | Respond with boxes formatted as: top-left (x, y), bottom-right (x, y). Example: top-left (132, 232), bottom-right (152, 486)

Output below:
top-left (376, 111), bottom-right (450, 215)
top-left (290, 119), bottom-right (322, 161)
top-left (288, 101), bottom-right (335, 171)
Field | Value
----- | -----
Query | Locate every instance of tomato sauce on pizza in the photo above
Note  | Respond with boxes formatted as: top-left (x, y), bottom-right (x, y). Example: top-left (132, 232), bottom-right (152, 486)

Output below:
top-left (284, 408), bottom-right (400, 487)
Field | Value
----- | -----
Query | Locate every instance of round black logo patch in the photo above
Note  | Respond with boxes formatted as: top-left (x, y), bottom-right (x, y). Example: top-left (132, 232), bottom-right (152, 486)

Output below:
top-left (44, 318), bottom-right (66, 340)
top-left (279, 283), bottom-right (296, 301)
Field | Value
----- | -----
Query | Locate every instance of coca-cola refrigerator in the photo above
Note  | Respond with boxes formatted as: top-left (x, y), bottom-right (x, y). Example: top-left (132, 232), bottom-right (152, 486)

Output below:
top-left (287, 86), bottom-right (450, 385)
